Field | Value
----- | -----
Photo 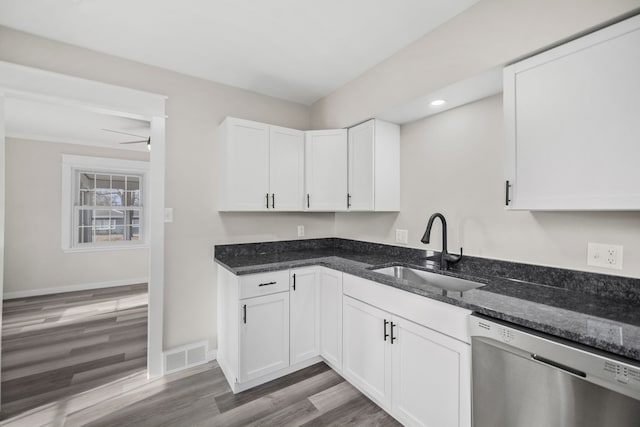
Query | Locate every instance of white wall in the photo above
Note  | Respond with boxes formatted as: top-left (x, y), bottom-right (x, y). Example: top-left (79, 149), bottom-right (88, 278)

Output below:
top-left (335, 95), bottom-right (640, 278)
top-left (315, 0), bottom-right (640, 279)
top-left (311, 0), bottom-right (640, 128)
top-left (3, 138), bottom-right (150, 296)
top-left (0, 27), bottom-right (335, 351)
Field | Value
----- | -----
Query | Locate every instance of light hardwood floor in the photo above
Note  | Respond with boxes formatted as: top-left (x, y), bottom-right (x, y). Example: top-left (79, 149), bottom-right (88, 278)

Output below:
top-left (2, 285), bottom-right (400, 426)
top-left (1, 284), bottom-right (148, 422)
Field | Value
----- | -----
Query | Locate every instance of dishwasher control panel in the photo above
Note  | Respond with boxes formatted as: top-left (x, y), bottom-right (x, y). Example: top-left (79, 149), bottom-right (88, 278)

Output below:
top-left (604, 361), bottom-right (640, 387)
top-left (472, 318), bottom-right (516, 344)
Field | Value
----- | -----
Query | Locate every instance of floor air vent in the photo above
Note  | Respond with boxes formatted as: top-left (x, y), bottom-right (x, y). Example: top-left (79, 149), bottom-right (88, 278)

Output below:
top-left (163, 341), bottom-right (211, 374)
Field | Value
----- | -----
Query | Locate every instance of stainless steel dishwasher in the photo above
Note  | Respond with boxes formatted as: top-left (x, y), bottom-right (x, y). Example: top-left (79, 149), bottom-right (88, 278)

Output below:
top-left (470, 315), bottom-right (640, 427)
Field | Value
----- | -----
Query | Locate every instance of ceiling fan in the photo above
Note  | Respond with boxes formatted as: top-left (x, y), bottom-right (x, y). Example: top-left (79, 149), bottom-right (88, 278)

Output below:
top-left (101, 128), bottom-right (151, 150)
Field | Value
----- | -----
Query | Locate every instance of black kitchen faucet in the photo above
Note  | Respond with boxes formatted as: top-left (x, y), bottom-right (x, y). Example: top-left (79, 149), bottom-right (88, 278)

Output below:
top-left (421, 212), bottom-right (463, 270)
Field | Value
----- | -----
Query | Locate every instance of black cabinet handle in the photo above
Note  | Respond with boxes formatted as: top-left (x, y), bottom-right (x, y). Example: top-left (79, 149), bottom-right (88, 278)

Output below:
top-left (258, 281), bottom-right (277, 287)
top-left (266, 193), bottom-right (269, 209)
top-left (505, 180), bottom-right (511, 206)
top-left (272, 193), bottom-right (275, 209)
top-left (307, 194), bottom-right (310, 208)
top-left (243, 304), bottom-right (247, 324)
top-left (292, 273), bottom-right (296, 291)
top-left (390, 322), bottom-right (397, 344)
top-left (383, 319), bottom-right (389, 341)
top-left (347, 193), bottom-right (352, 208)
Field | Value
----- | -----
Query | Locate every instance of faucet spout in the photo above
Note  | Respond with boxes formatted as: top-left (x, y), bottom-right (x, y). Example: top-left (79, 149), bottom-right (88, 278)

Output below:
top-left (421, 212), bottom-right (463, 270)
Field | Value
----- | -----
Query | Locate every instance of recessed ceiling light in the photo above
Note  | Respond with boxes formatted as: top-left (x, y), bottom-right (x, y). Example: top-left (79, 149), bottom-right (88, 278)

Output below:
top-left (430, 99), bottom-right (446, 106)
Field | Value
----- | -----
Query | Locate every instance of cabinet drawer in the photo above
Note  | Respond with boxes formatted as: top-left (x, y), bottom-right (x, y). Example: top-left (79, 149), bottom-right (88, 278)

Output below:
top-left (239, 270), bottom-right (290, 299)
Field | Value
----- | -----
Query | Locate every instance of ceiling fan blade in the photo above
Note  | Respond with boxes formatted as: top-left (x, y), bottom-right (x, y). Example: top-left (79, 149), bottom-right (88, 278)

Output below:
top-left (102, 128), bottom-right (148, 138)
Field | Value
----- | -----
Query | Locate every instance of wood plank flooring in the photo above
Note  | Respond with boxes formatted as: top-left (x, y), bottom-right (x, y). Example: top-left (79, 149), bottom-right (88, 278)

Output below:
top-left (1, 284), bottom-right (148, 421)
top-left (1, 285), bottom-right (400, 426)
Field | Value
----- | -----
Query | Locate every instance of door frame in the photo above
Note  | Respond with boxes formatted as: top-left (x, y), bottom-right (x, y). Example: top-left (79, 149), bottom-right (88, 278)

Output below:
top-left (0, 61), bottom-right (168, 388)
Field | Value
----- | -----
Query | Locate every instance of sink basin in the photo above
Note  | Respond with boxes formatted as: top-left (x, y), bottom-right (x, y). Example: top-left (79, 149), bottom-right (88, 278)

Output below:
top-left (372, 266), bottom-right (486, 293)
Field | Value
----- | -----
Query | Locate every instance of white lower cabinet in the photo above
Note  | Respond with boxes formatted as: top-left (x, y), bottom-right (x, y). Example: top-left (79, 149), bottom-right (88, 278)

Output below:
top-left (239, 291), bottom-right (290, 383)
top-left (342, 273), bottom-right (471, 427)
top-left (218, 265), bottom-right (470, 427)
top-left (343, 296), bottom-right (392, 408)
top-left (318, 267), bottom-right (343, 370)
top-left (289, 267), bottom-right (320, 365)
top-left (218, 266), bottom-right (326, 392)
top-left (391, 315), bottom-right (471, 427)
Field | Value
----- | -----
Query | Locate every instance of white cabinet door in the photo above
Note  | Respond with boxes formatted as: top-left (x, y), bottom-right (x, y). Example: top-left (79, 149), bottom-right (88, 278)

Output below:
top-left (239, 292), bottom-right (290, 382)
top-left (219, 118), bottom-right (270, 211)
top-left (348, 120), bottom-right (375, 211)
top-left (342, 295), bottom-right (392, 409)
top-left (347, 119), bottom-right (400, 212)
top-left (270, 126), bottom-right (304, 211)
top-left (289, 267), bottom-right (320, 365)
top-left (305, 129), bottom-right (348, 211)
top-left (391, 316), bottom-right (471, 427)
top-left (504, 15), bottom-right (640, 210)
top-left (318, 268), bottom-right (343, 370)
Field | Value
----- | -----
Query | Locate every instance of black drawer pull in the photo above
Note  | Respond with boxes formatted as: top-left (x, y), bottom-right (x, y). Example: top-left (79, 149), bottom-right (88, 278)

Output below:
top-left (292, 274), bottom-right (296, 291)
top-left (266, 193), bottom-right (269, 209)
top-left (272, 193), bottom-right (275, 209)
top-left (243, 304), bottom-right (247, 324)
top-left (383, 319), bottom-right (389, 341)
top-left (258, 281), bottom-right (277, 287)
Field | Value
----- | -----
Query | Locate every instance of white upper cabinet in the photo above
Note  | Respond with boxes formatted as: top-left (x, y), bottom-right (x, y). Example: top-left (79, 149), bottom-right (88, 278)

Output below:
top-left (504, 15), bottom-right (640, 211)
top-left (348, 119), bottom-right (400, 211)
top-left (217, 117), bottom-right (304, 211)
top-left (305, 129), bottom-right (348, 211)
top-left (217, 118), bottom-right (270, 211)
top-left (270, 126), bottom-right (305, 211)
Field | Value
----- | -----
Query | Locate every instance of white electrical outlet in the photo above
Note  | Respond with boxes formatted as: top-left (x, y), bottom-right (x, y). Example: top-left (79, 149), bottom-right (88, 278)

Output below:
top-left (297, 225), bottom-right (305, 237)
top-left (395, 229), bottom-right (408, 245)
top-left (587, 242), bottom-right (623, 270)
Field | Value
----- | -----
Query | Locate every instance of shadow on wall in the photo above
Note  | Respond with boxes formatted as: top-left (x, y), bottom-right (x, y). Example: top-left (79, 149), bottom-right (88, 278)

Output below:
top-left (333, 211), bottom-right (400, 242)
top-left (217, 211), bottom-right (336, 244)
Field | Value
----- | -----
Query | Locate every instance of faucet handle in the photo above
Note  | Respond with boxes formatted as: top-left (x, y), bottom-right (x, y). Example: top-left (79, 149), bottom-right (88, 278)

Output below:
top-left (447, 247), bottom-right (463, 264)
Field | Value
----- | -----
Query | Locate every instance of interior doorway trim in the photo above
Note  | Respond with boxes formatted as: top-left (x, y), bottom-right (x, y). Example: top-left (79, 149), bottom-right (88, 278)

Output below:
top-left (0, 60), bottom-right (167, 380)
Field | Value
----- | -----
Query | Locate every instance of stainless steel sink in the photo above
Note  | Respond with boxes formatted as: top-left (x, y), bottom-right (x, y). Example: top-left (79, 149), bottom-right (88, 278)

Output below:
top-left (372, 265), bottom-right (486, 293)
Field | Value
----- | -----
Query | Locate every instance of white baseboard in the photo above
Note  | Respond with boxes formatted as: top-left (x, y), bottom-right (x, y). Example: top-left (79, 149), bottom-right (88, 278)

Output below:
top-left (3, 277), bottom-right (149, 300)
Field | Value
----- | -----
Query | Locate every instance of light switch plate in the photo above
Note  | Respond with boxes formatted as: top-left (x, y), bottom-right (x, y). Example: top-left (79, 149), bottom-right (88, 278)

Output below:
top-left (164, 208), bottom-right (174, 223)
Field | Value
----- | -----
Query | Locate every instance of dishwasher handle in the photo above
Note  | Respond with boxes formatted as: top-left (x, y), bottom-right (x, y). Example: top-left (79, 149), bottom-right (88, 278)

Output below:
top-left (531, 353), bottom-right (587, 378)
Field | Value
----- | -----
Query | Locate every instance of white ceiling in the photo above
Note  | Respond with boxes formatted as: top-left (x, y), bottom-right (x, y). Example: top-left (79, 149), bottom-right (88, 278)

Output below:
top-left (5, 97), bottom-right (151, 152)
top-left (0, 0), bottom-right (480, 105)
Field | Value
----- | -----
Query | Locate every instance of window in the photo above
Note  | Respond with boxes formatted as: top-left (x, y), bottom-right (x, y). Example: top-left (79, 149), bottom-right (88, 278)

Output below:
top-left (62, 155), bottom-right (149, 251)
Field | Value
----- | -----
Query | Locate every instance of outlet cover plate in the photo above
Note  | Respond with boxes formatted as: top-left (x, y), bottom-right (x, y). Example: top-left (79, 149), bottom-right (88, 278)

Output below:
top-left (395, 229), bottom-right (408, 245)
top-left (587, 242), bottom-right (623, 270)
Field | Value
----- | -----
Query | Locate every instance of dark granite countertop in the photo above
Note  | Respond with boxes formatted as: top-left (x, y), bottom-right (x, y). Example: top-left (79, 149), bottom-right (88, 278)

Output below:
top-left (214, 238), bottom-right (640, 364)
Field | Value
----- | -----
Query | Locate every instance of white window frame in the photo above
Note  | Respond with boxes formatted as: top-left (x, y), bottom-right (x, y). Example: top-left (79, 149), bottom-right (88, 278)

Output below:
top-left (62, 155), bottom-right (150, 252)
